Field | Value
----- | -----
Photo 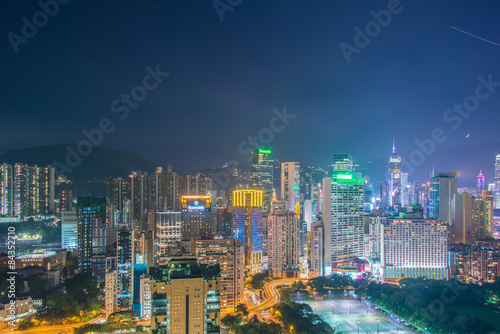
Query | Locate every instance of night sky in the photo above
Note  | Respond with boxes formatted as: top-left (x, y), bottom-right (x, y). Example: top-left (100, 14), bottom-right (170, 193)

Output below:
top-left (1, 0), bottom-right (499, 186)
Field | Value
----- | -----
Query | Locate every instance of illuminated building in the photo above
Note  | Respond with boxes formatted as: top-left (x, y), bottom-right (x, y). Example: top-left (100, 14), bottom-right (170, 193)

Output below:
top-left (61, 210), bottom-right (78, 249)
top-left (0, 163), bottom-right (13, 215)
top-left (0, 163), bottom-right (55, 218)
top-left (155, 211), bottom-right (182, 259)
top-left (429, 171), bottom-right (458, 226)
top-left (387, 142), bottom-right (408, 207)
top-left (139, 274), bottom-right (152, 320)
top-left (183, 173), bottom-right (213, 195)
top-left (166, 171), bottom-right (182, 211)
top-left (195, 238), bottom-right (244, 316)
top-left (15, 249), bottom-right (66, 271)
top-left (310, 221), bottom-right (323, 277)
top-left (413, 181), bottom-right (429, 217)
top-left (59, 187), bottom-right (73, 212)
top-left (450, 240), bottom-right (500, 283)
top-left (267, 212), bottom-right (301, 278)
top-left (477, 170), bottom-right (486, 194)
top-left (181, 195), bottom-right (213, 244)
top-left (116, 226), bottom-right (134, 310)
top-left (77, 197), bottom-right (107, 284)
top-left (252, 148), bottom-right (274, 214)
top-left (151, 167), bottom-right (166, 210)
top-left (495, 154), bottom-right (500, 208)
top-left (150, 258), bottom-right (220, 334)
top-left (322, 154), bottom-right (364, 273)
top-left (232, 189), bottom-right (263, 271)
top-left (129, 171), bottom-right (151, 220)
top-left (281, 162), bottom-right (300, 212)
top-left (381, 219), bottom-right (448, 281)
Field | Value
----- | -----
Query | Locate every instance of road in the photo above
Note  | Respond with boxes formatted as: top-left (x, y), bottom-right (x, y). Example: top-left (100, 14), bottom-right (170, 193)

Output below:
top-left (0, 315), bottom-right (104, 334)
top-left (248, 277), bottom-right (309, 314)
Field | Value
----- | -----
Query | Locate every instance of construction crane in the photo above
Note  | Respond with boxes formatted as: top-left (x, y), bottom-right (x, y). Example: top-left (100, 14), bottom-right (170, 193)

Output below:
top-left (55, 177), bottom-right (127, 198)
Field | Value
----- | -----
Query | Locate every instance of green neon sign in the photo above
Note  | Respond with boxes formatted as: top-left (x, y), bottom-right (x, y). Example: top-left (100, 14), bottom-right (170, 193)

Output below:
top-left (258, 148), bottom-right (272, 154)
top-left (294, 186), bottom-right (299, 190)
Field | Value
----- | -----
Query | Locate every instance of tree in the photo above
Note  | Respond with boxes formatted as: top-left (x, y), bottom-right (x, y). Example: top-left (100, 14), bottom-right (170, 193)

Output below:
top-left (236, 303), bottom-right (249, 317)
top-left (28, 274), bottom-right (48, 297)
top-left (17, 319), bottom-right (35, 330)
top-left (65, 272), bottom-right (99, 304)
top-left (221, 314), bottom-right (242, 328)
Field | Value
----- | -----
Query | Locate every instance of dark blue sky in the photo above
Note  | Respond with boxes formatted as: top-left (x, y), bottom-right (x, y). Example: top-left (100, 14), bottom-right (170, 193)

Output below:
top-left (1, 0), bottom-right (499, 186)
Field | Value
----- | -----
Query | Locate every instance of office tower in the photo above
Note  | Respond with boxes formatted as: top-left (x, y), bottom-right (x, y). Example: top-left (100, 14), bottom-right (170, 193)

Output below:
top-left (281, 162), bottom-right (300, 212)
top-left (453, 192), bottom-right (474, 244)
top-left (151, 167), bottom-right (166, 210)
top-left (322, 154), bottom-right (364, 274)
top-left (310, 221), bottom-right (323, 277)
top-left (232, 189), bottom-right (263, 272)
top-left (453, 191), bottom-right (494, 244)
top-left (166, 171), bottom-right (182, 211)
top-left (59, 187), bottom-right (73, 212)
top-left (252, 148), bottom-right (274, 214)
top-left (195, 238), bottom-right (244, 316)
top-left (496, 155), bottom-right (500, 208)
top-left (477, 171), bottom-right (486, 194)
top-left (0, 163), bottom-right (13, 215)
top-left (181, 195), bottom-right (213, 243)
top-left (271, 199), bottom-right (287, 213)
top-left (61, 210), bottom-right (78, 249)
top-left (267, 212), bottom-right (301, 277)
top-left (387, 143), bottom-right (408, 207)
top-left (140, 230), bottom-right (155, 269)
top-left (429, 171), bottom-right (458, 226)
top-left (77, 197), bottom-right (107, 284)
top-left (379, 181), bottom-right (388, 208)
top-left (155, 211), bottom-right (182, 259)
top-left (381, 219), bottom-right (448, 281)
top-left (214, 200), bottom-right (232, 237)
top-left (183, 173), bottom-right (213, 195)
top-left (414, 181), bottom-right (429, 217)
top-left (129, 171), bottom-right (150, 220)
top-left (150, 258), bottom-right (220, 334)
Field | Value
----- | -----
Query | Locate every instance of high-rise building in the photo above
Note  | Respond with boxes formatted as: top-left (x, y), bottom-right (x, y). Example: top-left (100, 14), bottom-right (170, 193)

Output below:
top-left (59, 187), bottom-right (73, 212)
top-left (166, 171), bottom-right (182, 211)
top-left (129, 171), bottom-right (150, 220)
top-left (0, 163), bottom-right (14, 216)
top-left (495, 154), bottom-right (500, 208)
top-left (151, 167), bottom-right (166, 211)
top-left (116, 225), bottom-right (134, 310)
top-left (61, 210), bottom-right (78, 249)
top-left (322, 154), bottom-right (364, 273)
top-left (267, 212), bottom-right (301, 277)
top-left (150, 258), bottom-right (220, 334)
top-left (232, 189), bottom-right (263, 272)
top-left (155, 211), bottom-right (182, 259)
top-left (105, 270), bottom-right (119, 318)
top-left (195, 238), bottom-right (244, 316)
top-left (310, 221), bottom-right (323, 277)
top-left (181, 195), bottom-right (213, 245)
top-left (429, 171), bottom-right (458, 226)
top-left (387, 143), bottom-right (408, 207)
top-left (252, 148), bottom-right (274, 214)
top-left (477, 171), bottom-right (486, 194)
top-left (381, 219), bottom-right (448, 281)
top-left (413, 181), bottom-right (429, 217)
top-left (77, 197), bottom-right (107, 284)
top-left (139, 274), bottom-right (152, 320)
top-left (281, 162), bottom-right (300, 212)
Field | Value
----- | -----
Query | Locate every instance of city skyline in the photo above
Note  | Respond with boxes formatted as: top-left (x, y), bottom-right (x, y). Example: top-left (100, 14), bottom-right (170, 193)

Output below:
top-left (1, 1), bottom-right (499, 185)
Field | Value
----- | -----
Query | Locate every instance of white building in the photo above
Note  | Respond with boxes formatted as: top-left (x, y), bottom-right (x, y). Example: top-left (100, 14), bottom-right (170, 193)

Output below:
top-left (139, 274), bottom-right (152, 320)
top-left (381, 219), bottom-right (448, 280)
top-left (310, 221), bottom-right (323, 277)
top-left (281, 162), bottom-right (300, 212)
top-left (61, 210), bottom-right (78, 249)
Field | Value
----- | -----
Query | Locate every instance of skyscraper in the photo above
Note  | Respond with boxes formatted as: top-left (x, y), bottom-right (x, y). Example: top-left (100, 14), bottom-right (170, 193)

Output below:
top-left (59, 188), bottom-right (73, 212)
top-left (388, 142), bottom-right (408, 207)
top-left (477, 171), bottom-right (486, 194)
top-left (310, 221), bottom-right (323, 277)
top-left (151, 167), bottom-right (166, 210)
top-left (181, 195), bottom-right (213, 239)
top-left (232, 189), bottom-right (263, 272)
top-left (322, 154), bottom-right (364, 274)
top-left (495, 154), bottom-right (500, 208)
top-left (77, 197), bottom-right (107, 284)
top-left (267, 212), bottom-right (301, 277)
top-left (166, 171), bottom-right (182, 211)
top-left (155, 211), bottom-right (182, 259)
top-left (61, 210), bottom-right (78, 250)
top-left (0, 163), bottom-right (13, 216)
top-left (252, 148), bottom-right (274, 214)
top-left (281, 162), bottom-right (300, 212)
top-left (195, 238), bottom-right (244, 316)
top-left (429, 171), bottom-right (458, 226)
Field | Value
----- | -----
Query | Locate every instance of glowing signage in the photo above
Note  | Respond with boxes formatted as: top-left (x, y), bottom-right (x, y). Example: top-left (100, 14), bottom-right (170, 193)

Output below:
top-left (337, 174), bottom-right (352, 180)
top-left (258, 148), bottom-right (272, 154)
top-left (294, 186), bottom-right (299, 190)
top-left (187, 200), bottom-right (205, 211)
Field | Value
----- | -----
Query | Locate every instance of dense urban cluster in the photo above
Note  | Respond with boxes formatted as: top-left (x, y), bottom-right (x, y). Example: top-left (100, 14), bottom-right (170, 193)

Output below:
top-left (0, 147), bottom-right (499, 334)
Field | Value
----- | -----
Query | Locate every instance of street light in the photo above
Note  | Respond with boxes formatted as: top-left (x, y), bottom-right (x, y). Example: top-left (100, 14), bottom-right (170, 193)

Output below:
top-left (357, 320), bottom-right (360, 334)
top-left (377, 319), bottom-right (380, 333)
top-left (331, 305), bottom-right (334, 316)
top-left (349, 302), bottom-right (352, 315)
top-left (337, 322), bottom-right (340, 331)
